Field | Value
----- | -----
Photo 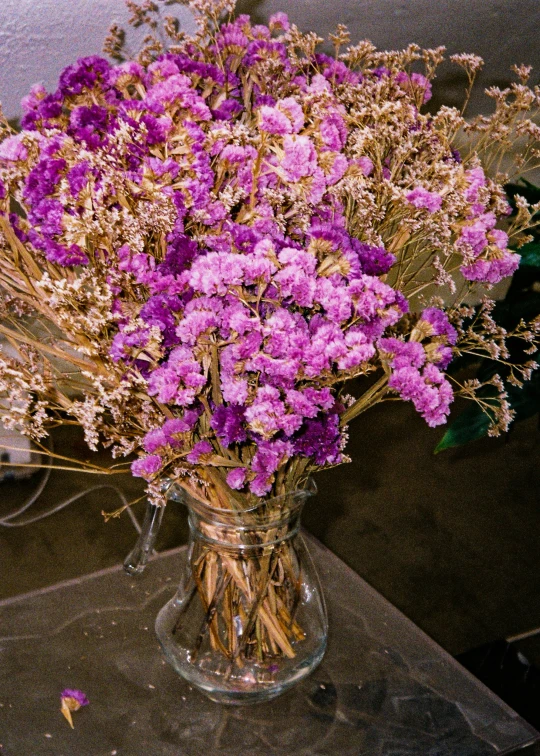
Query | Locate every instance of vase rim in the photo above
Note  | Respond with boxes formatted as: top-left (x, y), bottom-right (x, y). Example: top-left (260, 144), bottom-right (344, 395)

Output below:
top-left (161, 476), bottom-right (317, 523)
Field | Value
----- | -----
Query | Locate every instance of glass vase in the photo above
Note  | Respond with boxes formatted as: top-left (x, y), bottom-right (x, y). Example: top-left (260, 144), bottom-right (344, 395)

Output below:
top-left (154, 479), bottom-right (328, 705)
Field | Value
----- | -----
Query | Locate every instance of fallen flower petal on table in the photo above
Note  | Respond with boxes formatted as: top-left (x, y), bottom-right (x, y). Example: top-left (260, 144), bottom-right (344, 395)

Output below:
top-left (60, 689), bottom-right (89, 729)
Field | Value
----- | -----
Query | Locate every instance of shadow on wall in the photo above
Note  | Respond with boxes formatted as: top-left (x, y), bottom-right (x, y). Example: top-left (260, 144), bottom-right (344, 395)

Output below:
top-left (235, 0), bottom-right (267, 24)
top-left (234, 0), bottom-right (472, 112)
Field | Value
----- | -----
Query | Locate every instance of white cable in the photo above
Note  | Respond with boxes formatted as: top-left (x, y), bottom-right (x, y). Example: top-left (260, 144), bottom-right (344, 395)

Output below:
top-left (0, 436), bottom-right (142, 532)
top-left (0, 439), bottom-right (54, 522)
top-left (0, 484), bottom-right (133, 528)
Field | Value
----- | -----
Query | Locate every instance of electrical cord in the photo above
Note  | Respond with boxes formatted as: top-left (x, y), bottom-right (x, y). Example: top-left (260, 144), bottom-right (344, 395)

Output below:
top-left (0, 437), bottom-right (141, 533)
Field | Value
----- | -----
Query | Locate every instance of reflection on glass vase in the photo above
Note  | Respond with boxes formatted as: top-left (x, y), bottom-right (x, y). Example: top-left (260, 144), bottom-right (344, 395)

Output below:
top-left (154, 479), bottom-right (328, 705)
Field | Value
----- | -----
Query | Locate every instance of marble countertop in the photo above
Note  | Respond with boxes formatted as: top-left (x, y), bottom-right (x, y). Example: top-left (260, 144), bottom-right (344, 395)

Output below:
top-left (0, 535), bottom-right (538, 755)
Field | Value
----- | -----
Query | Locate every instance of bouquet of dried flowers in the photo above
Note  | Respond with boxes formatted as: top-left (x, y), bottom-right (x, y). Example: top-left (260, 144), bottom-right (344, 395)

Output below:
top-left (0, 0), bottom-right (539, 668)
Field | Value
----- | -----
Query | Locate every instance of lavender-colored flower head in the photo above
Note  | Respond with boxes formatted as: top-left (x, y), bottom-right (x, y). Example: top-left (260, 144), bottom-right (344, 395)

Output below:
top-left (418, 308), bottom-right (458, 344)
top-left (0, 3), bottom-right (535, 504)
top-left (61, 689), bottom-right (89, 708)
top-left (60, 689), bottom-right (89, 729)
top-left (211, 404), bottom-right (247, 446)
top-left (406, 187), bottom-right (442, 213)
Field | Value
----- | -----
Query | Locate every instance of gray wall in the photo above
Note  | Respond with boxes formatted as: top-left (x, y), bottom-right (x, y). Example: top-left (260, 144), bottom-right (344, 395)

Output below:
top-left (0, 0), bottom-right (194, 121)
top-left (0, 0), bottom-right (538, 119)
top-left (236, 0), bottom-right (540, 115)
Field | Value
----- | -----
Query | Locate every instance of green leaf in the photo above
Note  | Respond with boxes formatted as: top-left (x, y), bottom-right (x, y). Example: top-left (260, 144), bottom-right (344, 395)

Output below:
top-left (517, 241), bottom-right (540, 268)
top-left (435, 373), bottom-right (540, 453)
top-left (435, 399), bottom-right (496, 453)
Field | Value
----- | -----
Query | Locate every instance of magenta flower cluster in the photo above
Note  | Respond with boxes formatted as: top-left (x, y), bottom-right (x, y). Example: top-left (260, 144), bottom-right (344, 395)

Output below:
top-left (0, 11), bottom-right (522, 497)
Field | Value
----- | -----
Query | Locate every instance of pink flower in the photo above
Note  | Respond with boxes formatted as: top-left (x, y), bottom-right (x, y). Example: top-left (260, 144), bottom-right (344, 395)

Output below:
top-left (315, 278), bottom-right (352, 323)
top-left (269, 12), bottom-right (290, 31)
top-left (406, 187), bottom-right (442, 213)
top-left (281, 135), bottom-right (317, 181)
top-left (278, 97), bottom-right (304, 132)
top-left (388, 364), bottom-right (453, 427)
top-left (227, 467), bottom-right (247, 490)
top-left (186, 440), bottom-right (213, 463)
top-left (355, 157), bottom-right (374, 176)
top-left (0, 135), bottom-right (28, 162)
top-left (464, 167), bottom-right (487, 203)
top-left (461, 250), bottom-right (520, 284)
top-left (320, 112), bottom-right (347, 151)
top-left (131, 454), bottom-right (162, 479)
top-left (259, 105), bottom-right (292, 135)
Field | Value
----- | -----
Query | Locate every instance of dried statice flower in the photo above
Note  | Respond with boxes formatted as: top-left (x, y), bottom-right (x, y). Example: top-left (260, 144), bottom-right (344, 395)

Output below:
top-left (0, 1), bottom-right (538, 506)
top-left (60, 688), bottom-right (89, 729)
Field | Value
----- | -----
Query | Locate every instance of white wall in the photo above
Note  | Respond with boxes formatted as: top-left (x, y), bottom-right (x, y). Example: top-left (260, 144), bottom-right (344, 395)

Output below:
top-left (0, 0), bottom-right (194, 120)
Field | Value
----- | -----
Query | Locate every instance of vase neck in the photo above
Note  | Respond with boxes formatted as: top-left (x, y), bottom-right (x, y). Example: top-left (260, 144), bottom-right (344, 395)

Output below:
top-left (165, 478), bottom-right (316, 551)
top-left (164, 477), bottom-right (316, 529)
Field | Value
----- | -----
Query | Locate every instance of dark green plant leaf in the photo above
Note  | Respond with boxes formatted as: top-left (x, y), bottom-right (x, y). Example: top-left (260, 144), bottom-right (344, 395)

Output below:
top-left (434, 398), bottom-right (496, 453)
top-left (516, 241), bottom-right (540, 269)
top-left (435, 373), bottom-right (540, 452)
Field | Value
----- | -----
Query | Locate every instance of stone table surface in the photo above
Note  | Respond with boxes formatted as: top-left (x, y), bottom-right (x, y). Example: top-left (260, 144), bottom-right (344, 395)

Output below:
top-left (0, 536), bottom-right (538, 756)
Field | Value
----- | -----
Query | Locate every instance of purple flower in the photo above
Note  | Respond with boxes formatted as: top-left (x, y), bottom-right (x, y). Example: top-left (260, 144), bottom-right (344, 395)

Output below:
top-left (131, 454), bottom-right (162, 479)
top-left (211, 404), bottom-right (247, 446)
top-left (58, 56), bottom-right (111, 97)
top-left (315, 278), bottom-right (352, 323)
top-left (269, 12), bottom-right (290, 31)
top-left (186, 439), bottom-right (213, 464)
top-left (354, 157), bottom-right (374, 176)
top-left (388, 363), bottom-right (453, 427)
top-left (60, 689), bottom-right (89, 728)
top-left (259, 105), bottom-right (292, 135)
top-left (0, 135), bottom-right (28, 162)
top-left (249, 439), bottom-right (293, 496)
top-left (464, 167), bottom-right (486, 203)
top-left (147, 346), bottom-right (206, 406)
top-left (461, 251), bottom-right (520, 285)
top-left (293, 412), bottom-right (344, 466)
top-left (66, 162), bottom-right (89, 195)
top-left (142, 428), bottom-right (168, 453)
top-left (227, 467), bottom-right (247, 490)
top-left (69, 104), bottom-right (110, 148)
top-left (280, 135), bottom-right (317, 181)
top-left (418, 308), bottom-right (457, 344)
top-left (35, 238), bottom-right (88, 267)
top-left (61, 689), bottom-right (89, 708)
top-left (278, 98), bottom-right (304, 132)
top-left (23, 157), bottom-right (66, 205)
top-left (378, 337), bottom-right (426, 369)
top-left (140, 294), bottom-right (182, 347)
top-left (110, 327), bottom-right (150, 363)
top-left (319, 112), bottom-right (348, 151)
top-left (212, 98), bottom-right (242, 121)
top-left (406, 187), bottom-right (442, 213)
top-left (338, 329), bottom-right (376, 370)
top-left (1, 11), bottom-right (522, 496)
top-left (163, 411), bottom-right (199, 435)
top-left (354, 242), bottom-right (395, 276)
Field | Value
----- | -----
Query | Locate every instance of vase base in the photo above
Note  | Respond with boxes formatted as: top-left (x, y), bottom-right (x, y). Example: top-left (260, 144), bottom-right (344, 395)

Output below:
top-left (186, 659), bottom-right (325, 705)
top-left (157, 604), bottom-right (327, 706)
top-left (201, 686), bottom-right (290, 706)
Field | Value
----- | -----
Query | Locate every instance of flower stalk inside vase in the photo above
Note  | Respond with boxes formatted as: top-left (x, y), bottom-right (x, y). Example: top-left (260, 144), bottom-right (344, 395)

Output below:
top-left (155, 479), bottom-right (327, 702)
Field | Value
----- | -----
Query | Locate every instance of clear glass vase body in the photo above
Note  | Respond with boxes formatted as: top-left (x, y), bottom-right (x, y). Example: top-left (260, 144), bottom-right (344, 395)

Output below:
top-left (155, 481), bottom-right (328, 705)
